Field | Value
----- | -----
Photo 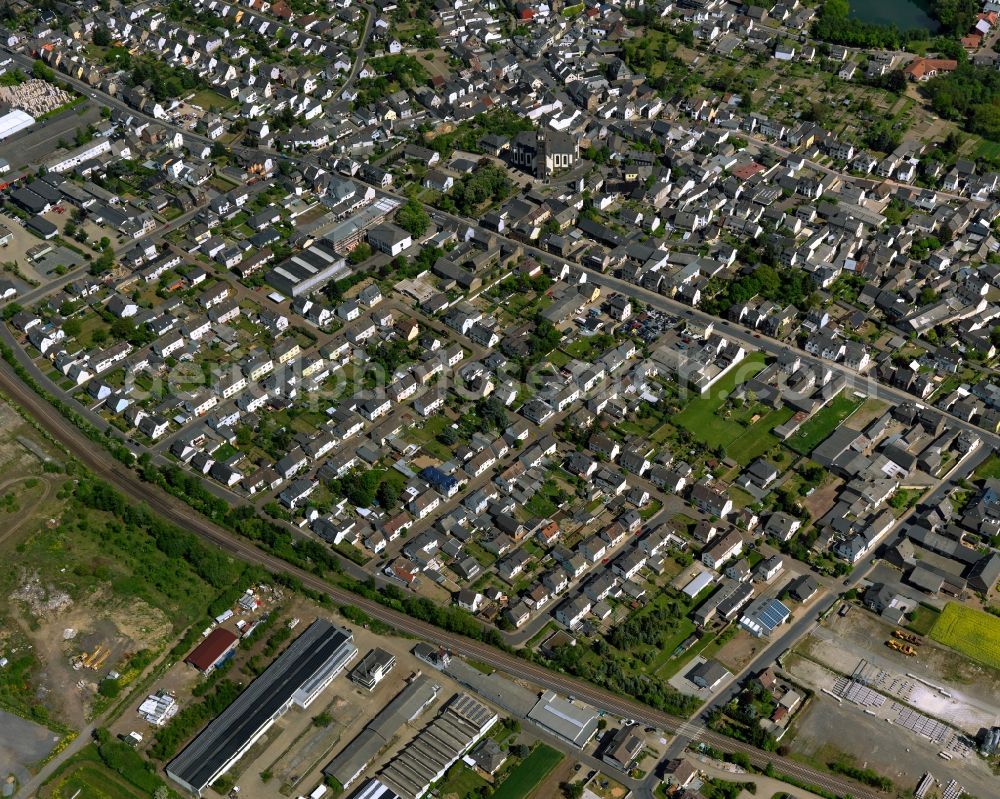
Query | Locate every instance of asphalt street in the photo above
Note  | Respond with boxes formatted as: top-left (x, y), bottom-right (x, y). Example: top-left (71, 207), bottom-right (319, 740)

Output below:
top-left (0, 39), bottom-right (985, 799)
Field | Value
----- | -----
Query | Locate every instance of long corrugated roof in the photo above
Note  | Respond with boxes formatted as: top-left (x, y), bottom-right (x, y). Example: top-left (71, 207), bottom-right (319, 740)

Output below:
top-left (168, 620), bottom-right (355, 793)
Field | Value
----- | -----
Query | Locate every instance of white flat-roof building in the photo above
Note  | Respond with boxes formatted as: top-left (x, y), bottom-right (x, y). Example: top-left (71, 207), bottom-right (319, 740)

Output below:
top-left (682, 570), bottom-right (715, 598)
top-left (0, 109), bottom-right (34, 141)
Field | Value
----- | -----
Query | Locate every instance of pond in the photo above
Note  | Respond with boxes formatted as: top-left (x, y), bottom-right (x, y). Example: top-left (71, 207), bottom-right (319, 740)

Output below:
top-left (849, 0), bottom-right (940, 32)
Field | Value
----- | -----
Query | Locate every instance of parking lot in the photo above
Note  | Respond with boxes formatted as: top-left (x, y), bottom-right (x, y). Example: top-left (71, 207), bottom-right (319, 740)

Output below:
top-left (0, 104), bottom-right (101, 172)
top-left (0, 210), bottom-right (83, 284)
top-left (787, 692), bottom-right (995, 799)
top-left (0, 709), bottom-right (60, 790)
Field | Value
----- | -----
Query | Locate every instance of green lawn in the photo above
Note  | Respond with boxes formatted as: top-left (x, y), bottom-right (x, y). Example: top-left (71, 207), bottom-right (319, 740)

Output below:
top-left (55, 763), bottom-right (144, 799)
top-left (726, 406), bottom-right (794, 466)
top-left (648, 617), bottom-right (697, 673)
top-left (673, 352), bottom-right (791, 463)
top-left (548, 349), bottom-right (571, 368)
top-left (974, 452), bottom-right (1000, 481)
top-left (974, 137), bottom-right (1000, 161)
top-left (786, 394), bottom-right (863, 455)
top-left (492, 744), bottom-right (563, 799)
top-left (437, 762), bottom-right (489, 797)
top-left (906, 604), bottom-right (941, 636)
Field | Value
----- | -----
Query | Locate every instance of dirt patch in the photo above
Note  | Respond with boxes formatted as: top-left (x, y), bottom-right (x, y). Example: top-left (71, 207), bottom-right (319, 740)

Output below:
top-left (528, 754), bottom-right (576, 799)
top-left (820, 610), bottom-right (1000, 710)
top-left (713, 630), bottom-right (763, 674)
top-left (786, 695), bottom-right (998, 799)
top-left (801, 475), bottom-right (841, 521)
top-left (12, 585), bottom-right (173, 729)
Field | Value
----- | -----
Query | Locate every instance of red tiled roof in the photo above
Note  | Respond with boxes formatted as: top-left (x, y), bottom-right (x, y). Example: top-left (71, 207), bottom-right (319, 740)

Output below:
top-left (904, 58), bottom-right (957, 79)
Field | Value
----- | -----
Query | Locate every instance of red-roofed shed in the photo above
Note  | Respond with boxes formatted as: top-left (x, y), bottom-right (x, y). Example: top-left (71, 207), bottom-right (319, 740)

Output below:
top-left (186, 628), bottom-right (239, 673)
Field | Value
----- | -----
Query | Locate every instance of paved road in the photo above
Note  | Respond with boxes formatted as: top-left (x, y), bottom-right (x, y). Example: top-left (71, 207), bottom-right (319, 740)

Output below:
top-left (0, 104), bottom-right (101, 171)
top-left (342, 5), bottom-right (376, 94)
top-left (660, 442), bottom-right (990, 764)
top-left (0, 356), bottom-right (886, 799)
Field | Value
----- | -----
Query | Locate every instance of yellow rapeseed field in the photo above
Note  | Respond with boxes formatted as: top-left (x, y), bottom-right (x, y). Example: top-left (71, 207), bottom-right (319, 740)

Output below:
top-left (930, 603), bottom-right (1000, 670)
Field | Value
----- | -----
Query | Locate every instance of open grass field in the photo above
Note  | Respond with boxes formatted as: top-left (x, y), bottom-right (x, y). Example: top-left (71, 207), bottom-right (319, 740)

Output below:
top-left (50, 762), bottom-right (144, 799)
top-left (973, 137), bottom-right (1000, 161)
top-left (673, 353), bottom-right (768, 451)
top-left (437, 762), bottom-right (489, 799)
top-left (726, 406), bottom-right (795, 465)
top-left (906, 604), bottom-right (941, 637)
top-left (188, 88), bottom-right (235, 111)
top-left (492, 744), bottom-right (563, 799)
top-left (673, 353), bottom-right (793, 466)
top-left (974, 451), bottom-right (1000, 481)
top-left (930, 603), bottom-right (1000, 670)
top-left (787, 393), bottom-right (863, 456)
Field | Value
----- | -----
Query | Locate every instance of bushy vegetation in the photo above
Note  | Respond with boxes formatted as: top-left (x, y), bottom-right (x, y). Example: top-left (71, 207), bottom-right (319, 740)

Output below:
top-left (926, 64), bottom-right (1000, 141)
top-left (701, 264), bottom-right (820, 316)
top-left (125, 55), bottom-right (204, 101)
top-left (354, 54), bottom-right (428, 107)
top-left (436, 163), bottom-right (512, 215)
top-left (425, 109), bottom-right (535, 157)
top-left (75, 478), bottom-right (244, 591)
top-left (540, 638), bottom-right (700, 717)
top-left (827, 761), bottom-right (894, 791)
top-left (395, 198), bottom-right (430, 238)
top-left (141, 462), bottom-right (345, 578)
top-left (149, 677), bottom-right (243, 760)
top-left (607, 595), bottom-right (689, 650)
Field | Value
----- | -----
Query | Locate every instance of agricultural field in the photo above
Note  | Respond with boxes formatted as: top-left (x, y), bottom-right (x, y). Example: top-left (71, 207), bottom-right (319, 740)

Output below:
top-left (491, 744), bottom-right (563, 799)
top-left (930, 603), bottom-right (1000, 671)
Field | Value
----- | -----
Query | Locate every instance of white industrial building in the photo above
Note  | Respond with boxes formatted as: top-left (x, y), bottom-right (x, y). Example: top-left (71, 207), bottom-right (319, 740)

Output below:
top-left (0, 109), bottom-right (34, 141)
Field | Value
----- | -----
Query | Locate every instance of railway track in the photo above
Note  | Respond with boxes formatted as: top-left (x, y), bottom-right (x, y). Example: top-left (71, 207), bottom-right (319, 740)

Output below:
top-left (0, 360), bottom-right (885, 799)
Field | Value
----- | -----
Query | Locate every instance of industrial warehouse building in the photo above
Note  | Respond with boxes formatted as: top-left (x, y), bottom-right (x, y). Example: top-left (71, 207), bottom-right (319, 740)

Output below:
top-left (167, 620), bottom-right (357, 796)
top-left (355, 692), bottom-right (498, 799)
top-left (185, 628), bottom-right (239, 673)
top-left (526, 690), bottom-right (599, 749)
top-left (323, 674), bottom-right (439, 790)
top-left (0, 109), bottom-right (34, 141)
top-left (264, 237), bottom-right (349, 298)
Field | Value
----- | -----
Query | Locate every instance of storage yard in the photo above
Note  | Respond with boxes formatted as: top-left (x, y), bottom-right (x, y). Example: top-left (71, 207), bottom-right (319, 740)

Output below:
top-left (166, 620), bottom-right (358, 796)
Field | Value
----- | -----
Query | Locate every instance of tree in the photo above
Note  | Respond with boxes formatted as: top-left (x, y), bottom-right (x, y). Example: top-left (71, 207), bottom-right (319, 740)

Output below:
top-left (376, 479), bottom-right (401, 509)
top-left (32, 60), bottom-right (54, 82)
top-left (917, 287), bottom-right (939, 305)
top-left (349, 243), bottom-right (372, 264)
top-left (91, 249), bottom-right (114, 274)
top-left (93, 26), bottom-right (112, 47)
top-left (395, 198), bottom-right (430, 238)
top-left (335, 469), bottom-right (381, 507)
top-left (560, 783), bottom-right (584, 799)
